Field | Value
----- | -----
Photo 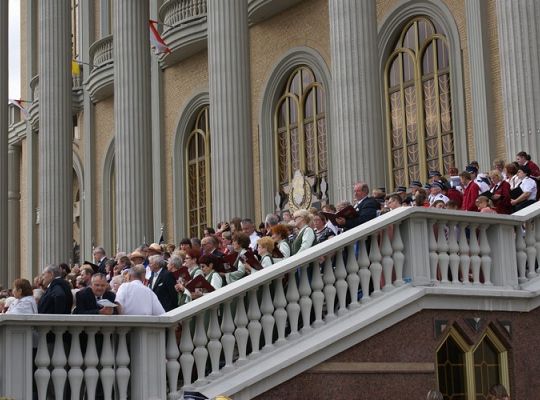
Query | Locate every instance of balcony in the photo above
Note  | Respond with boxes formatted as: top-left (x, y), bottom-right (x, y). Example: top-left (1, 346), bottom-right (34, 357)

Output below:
top-left (86, 34), bottom-right (114, 102)
top-left (2, 203), bottom-right (540, 399)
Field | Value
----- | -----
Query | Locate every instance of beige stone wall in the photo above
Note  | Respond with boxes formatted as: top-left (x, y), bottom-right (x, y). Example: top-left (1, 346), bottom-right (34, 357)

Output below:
top-left (249, 0), bottom-right (331, 221)
top-left (162, 50), bottom-right (209, 242)
top-left (94, 96), bottom-right (115, 246)
top-left (19, 138), bottom-right (29, 279)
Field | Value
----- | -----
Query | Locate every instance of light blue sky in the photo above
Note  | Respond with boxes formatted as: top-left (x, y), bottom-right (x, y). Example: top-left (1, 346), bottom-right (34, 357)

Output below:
top-left (9, 0), bottom-right (21, 99)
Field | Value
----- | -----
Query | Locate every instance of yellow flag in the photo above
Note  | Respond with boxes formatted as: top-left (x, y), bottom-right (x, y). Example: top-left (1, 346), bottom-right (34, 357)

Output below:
top-left (71, 60), bottom-right (80, 76)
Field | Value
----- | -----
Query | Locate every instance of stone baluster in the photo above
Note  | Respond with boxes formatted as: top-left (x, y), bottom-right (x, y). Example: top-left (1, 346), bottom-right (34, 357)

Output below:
top-left (116, 328), bottom-right (131, 400)
top-left (286, 270), bottom-right (300, 338)
top-left (428, 220), bottom-right (439, 282)
top-left (345, 244), bottom-right (361, 307)
top-left (479, 224), bottom-right (493, 286)
top-left (322, 256), bottom-right (337, 321)
top-left (100, 328), bottom-right (115, 399)
top-left (391, 223), bottom-right (405, 286)
top-left (179, 319), bottom-right (195, 387)
top-left (166, 326), bottom-right (181, 396)
top-left (447, 222), bottom-right (460, 285)
top-left (358, 239), bottom-right (371, 302)
top-left (34, 328), bottom-right (51, 400)
top-left (247, 289), bottom-right (262, 357)
top-left (220, 301), bottom-right (235, 371)
top-left (437, 221), bottom-right (450, 284)
top-left (273, 277), bottom-right (288, 345)
top-left (525, 221), bottom-right (537, 279)
top-left (299, 264), bottom-right (313, 332)
top-left (310, 261), bottom-right (325, 328)
top-left (234, 295), bottom-right (249, 363)
top-left (334, 248), bottom-right (348, 315)
top-left (516, 226), bottom-right (527, 282)
top-left (260, 282), bottom-right (275, 351)
top-left (381, 229), bottom-right (395, 292)
top-left (369, 234), bottom-right (383, 297)
top-left (51, 327), bottom-right (67, 399)
top-left (459, 222), bottom-right (471, 284)
top-left (84, 328), bottom-right (100, 399)
top-left (469, 224), bottom-right (481, 285)
top-left (193, 313), bottom-right (209, 384)
top-left (68, 327), bottom-right (84, 400)
top-left (207, 307), bottom-right (222, 377)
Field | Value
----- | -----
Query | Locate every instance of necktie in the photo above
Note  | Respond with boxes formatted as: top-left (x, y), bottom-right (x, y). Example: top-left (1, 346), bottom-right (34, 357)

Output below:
top-left (149, 271), bottom-right (155, 288)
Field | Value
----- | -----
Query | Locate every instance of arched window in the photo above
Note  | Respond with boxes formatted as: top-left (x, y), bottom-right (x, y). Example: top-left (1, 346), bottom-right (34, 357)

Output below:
top-left (436, 328), bottom-right (510, 399)
top-left (273, 66), bottom-right (327, 208)
top-left (185, 106), bottom-right (211, 238)
top-left (384, 16), bottom-right (455, 188)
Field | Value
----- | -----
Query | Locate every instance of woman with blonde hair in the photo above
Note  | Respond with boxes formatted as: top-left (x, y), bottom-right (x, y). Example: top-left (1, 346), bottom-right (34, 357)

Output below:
top-left (291, 209), bottom-right (315, 255)
top-left (257, 236), bottom-right (276, 268)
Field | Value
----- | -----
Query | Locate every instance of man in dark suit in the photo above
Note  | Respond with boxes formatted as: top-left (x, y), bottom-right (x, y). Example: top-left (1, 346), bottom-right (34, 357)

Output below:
top-left (148, 255), bottom-right (178, 312)
top-left (93, 246), bottom-right (108, 274)
top-left (38, 264), bottom-right (73, 314)
top-left (73, 273), bottom-right (116, 315)
top-left (336, 182), bottom-right (380, 231)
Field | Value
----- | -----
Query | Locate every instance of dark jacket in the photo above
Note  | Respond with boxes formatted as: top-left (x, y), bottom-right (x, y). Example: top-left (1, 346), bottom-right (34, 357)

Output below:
top-left (73, 287), bottom-right (116, 314)
top-left (150, 268), bottom-right (178, 312)
top-left (343, 197), bottom-right (380, 230)
top-left (38, 278), bottom-right (73, 314)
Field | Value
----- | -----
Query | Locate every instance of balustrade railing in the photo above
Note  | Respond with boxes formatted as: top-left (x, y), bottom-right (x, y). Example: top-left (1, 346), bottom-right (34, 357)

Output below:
top-left (89, 35), bottom-right (113, 70)
top-left (3, 204), bottom-right (540, 399)
top-left (159, 0), bottom-right (207, 32)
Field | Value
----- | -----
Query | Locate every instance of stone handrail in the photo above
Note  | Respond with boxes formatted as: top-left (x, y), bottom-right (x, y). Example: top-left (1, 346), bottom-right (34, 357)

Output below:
top-left (88, 34), bottom-right (113, 70)
top-left (159, 0), bottom-right (208, 31)
top-left (2, 203), bottom-right (540, 399)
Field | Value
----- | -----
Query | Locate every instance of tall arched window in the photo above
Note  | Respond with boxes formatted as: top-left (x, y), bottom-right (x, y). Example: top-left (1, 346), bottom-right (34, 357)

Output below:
top-left (185, 106), bottom-right (211, 238)
top-left (273, 66), bottom-right (327, 208)
top-left (384, 16), bottom-right (455, 188)
top-left (437, 330), bottom-right (468, 399)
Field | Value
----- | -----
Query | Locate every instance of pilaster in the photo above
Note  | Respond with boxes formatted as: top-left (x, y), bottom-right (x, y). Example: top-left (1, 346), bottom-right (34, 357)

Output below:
top-left (7, 145), bottom-right (21, 285)
top-left (0, 0), bottom-right (8, 287)
top-left (208, 0), bottom-right (254, 222)
top-left (466, 0), bottom-right (495, 170)
top-left (328, 0), bottom-right (384, 200)
top-left (113, 0), bottom-right (153, 251)
top-left (496, 0), bottom-right (540, 160)
top-left (38, 0), bottom-right (73, 267)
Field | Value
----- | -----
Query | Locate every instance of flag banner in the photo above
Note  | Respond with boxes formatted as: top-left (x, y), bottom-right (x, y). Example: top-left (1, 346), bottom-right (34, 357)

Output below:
top-left (9, 99), bottom-right (29, 119)
top-left (72, 60), bottom-right (81, 76)
top-left (149, 20), bottom-right (171, 55)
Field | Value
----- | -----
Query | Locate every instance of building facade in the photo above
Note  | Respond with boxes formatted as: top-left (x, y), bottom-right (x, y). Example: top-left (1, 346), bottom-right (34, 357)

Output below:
top-left (4, 1), bottom-right (540, 293)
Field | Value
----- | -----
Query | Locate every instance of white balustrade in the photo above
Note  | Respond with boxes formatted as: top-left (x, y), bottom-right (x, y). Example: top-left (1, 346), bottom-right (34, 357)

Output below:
top-left (247, 289), bottom-right (262, 356)
top-left (525, 221), bottom-right (537, 279)
top-left (479, 225), bottom-right (493, 285)
top-left (470, 224), bottom-right (482, 285)
top-left (207, 308), bottom-right (222, 376)
top-left (68, 327), bottom-right (84, 400)
top-left (459, 222), bottom-right (471, 285)
top-left (299, 264), bottom-right (313, 332)
top-left (322, 256), bottom-right (337, 321)
top-left (286, 270), bottom-right (300, 337)
top-left (220, 301), bottom-right (235, 371)
top-left (160, 0), bottom-right (208, 30)
top-left (369, 233), bottom-right (383, 296)
top-left (516, 225), bottom-right (527, 282)
top-left (346, 244), bottom-right (361, 307)
top-left (381, 228), bottom-right (395, 291)
top-left (116, 328), bottom-right (131, 400)
top-left (34, 328), bottom-right (50, 400)
top-left (310, 261), bottom-right (325, 327)
top-left (84, 327), bottom-right (100, 399)
top-left (166, 326), bottom-right (181, 396)
top-left (100, 328), bottom-right (116, 399)
top-left (193, 313), bottom-right (209, 385)
top-left (260, 282), bottom-right (276, 350)
top-left (358, 238), bottom-right (371, 303)
top-left (429, 220), bottom-right (439, 283)
top-left (179, 319), bottom-right (195, 387)
top-left (273, 277), bottom-right (288, 344)
top-left (334, 248), bottom-right (348, 315)
top-left (436, 221), bottom-right (450, 284)
top-left (392, 223), bottom-right (405, 286)
top-left (234, 294), bottom-right (249, 363)
top-left (447, 222), bottom-right (460, 285)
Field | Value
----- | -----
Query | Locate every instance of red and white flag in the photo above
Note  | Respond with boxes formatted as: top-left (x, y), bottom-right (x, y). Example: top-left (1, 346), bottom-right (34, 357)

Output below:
top-left (9, 99), bottom-right (29, 119)
top-left (149, 20), bottom-right (171, 55)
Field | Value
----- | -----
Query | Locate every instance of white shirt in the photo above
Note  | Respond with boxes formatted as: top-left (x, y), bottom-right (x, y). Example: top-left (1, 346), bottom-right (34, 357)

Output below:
top-left (296, 225), bottom-right (316, 254)
top-left (248, 231), bottom-right (260, 251)
top-left (429, 193), bottom-right (450, 206)
top-left (115, 280), bottom-right (165, 316)
top-left (521, 176), bottom-right (537, 200)
top-left (278, 240), bottom-right (291, 258)
top-left (6, 296), bottom-right (38, 314)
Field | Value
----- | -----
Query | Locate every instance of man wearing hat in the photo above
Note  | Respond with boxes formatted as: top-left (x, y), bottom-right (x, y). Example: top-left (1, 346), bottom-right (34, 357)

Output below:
top-left (409, 180), bottom-right (422, 200)
top-left (429, 181), bottom-right (449, 206)
top-left (428, 170), bottom-right (442, 184)
top-left (395, 186), bottom-right (412, 206)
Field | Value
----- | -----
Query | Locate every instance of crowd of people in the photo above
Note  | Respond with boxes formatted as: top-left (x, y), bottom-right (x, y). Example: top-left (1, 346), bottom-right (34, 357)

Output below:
top-left (1, 151), bottom-right (538, 318)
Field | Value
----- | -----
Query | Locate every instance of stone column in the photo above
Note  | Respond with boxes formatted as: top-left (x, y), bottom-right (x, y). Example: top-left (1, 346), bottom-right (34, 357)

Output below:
top-left (0, 0), bottom-right (8, 287)
top-left (496, 0), bottom-right (540, 160)
top-left (208, 0), bottom-right (254, 222)
top-left (466, 0), bottom-right (495, 170)
top-left (113, 0), bottom-right (153, 251)
top-left (8, 145), bottom-right (21, 285)
top-left (328, 0), bottom-right (384, 201)
top-left (39, 0), bottom-right (73, 267)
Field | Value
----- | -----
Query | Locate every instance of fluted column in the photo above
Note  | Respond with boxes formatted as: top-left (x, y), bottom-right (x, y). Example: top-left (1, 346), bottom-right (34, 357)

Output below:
top-left (39, 0), bottom-right (73, 267)
top-left (466, 0), bottom-right (495, 170)
top-left (8, 145), bottom-right (21, 285)
top-left (0, 0), bottom-right (7, 287)
top-left (208, 0), bottom-right (254, 222)
top-left (113, 0), bottom-right (153, 251)
top-left (329, 0), bottom-right (384, 200)
top-left (497, 0), bottom-right (540, 160)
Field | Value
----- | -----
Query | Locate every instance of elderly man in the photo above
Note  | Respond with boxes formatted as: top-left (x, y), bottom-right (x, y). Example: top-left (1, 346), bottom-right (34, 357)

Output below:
top-left (93, 246), bottom-right (108, 274)
top-left (241, 218), bottom-right (261, 251)
top-left (201, 235), bottom-right (224, 258)
top-left (38, 265), bottom-right (73, 314)
top-left (148, 255), bottom-right (178, 312)
top-left (73, 273), bottom-right (116, 315)
top-left (336, 182), bottom-right (380, 231)
top-left (115, 265), bottom-right (165, 316)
